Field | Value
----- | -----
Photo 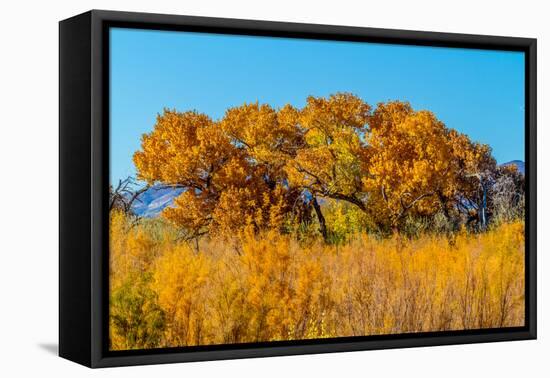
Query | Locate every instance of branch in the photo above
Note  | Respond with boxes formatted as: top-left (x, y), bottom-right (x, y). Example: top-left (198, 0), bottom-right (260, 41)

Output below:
top-left (396, 191), bottom-right (435, 220)
top-left (381, 185), bottom-right (388, 203)
top-left (325, 192), bottom-right (367, 212)
top-left (126, 184), bottom-right (150, 210)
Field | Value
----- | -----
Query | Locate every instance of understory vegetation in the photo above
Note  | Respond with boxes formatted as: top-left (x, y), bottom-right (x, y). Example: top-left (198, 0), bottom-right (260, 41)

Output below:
top-left (110, 211), bottom-right (524, 350)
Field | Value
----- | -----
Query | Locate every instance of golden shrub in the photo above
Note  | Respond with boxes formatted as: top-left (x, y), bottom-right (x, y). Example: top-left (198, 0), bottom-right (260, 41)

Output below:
top-left (109, 213), bottom-right (524, 350)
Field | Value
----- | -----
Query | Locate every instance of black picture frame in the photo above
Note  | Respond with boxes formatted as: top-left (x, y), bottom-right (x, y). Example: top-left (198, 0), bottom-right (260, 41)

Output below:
top-left (59, 9), bottom-right (537, 368)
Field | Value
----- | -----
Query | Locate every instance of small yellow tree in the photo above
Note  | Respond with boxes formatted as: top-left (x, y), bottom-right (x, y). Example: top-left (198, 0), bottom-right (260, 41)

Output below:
top-left (284, 93), bottom-right (371, 239)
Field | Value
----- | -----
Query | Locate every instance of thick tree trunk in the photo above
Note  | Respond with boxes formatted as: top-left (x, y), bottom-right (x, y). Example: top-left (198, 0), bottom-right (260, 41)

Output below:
top-left (437, 191), bottom-right (451, 220)
top-left (312, 196), bottom-right (328, 242)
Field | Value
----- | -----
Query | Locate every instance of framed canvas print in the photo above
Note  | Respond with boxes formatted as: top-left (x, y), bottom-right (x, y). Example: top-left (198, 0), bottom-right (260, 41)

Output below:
top-left (59, 10), bottom-right (536, 368)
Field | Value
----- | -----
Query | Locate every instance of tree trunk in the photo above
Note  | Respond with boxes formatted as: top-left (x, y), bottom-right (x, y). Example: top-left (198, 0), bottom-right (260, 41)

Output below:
top-left (312, 196), bottom-right (328, 242)
top-left (479, 183), bottom-right (488, 230)
top-left (437, 191), bottom-right (451, 220)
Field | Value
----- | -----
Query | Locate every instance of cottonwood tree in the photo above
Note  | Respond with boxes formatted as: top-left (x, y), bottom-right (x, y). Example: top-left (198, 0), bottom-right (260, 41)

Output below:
top-left (132, 94), bottom-right (503, 240)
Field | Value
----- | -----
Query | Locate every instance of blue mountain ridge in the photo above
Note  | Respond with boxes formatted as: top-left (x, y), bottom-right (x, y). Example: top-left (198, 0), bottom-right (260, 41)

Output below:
top-left (131, 186), bottom-right (184, 218)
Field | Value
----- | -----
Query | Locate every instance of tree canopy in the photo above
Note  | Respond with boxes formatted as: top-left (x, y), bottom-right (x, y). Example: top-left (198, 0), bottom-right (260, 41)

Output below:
top-left (133, 93), bottom-right (522, 240)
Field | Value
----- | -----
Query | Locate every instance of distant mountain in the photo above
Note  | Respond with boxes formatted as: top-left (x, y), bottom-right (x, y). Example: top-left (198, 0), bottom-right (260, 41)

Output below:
top-left (501, 160), bottom-right (525, 175)
top-left (131, 186), bottom-right (184, 218)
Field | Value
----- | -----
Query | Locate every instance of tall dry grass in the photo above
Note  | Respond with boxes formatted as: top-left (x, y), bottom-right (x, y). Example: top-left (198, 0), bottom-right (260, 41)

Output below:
top-left (109, 211), bottom-right (524, 350)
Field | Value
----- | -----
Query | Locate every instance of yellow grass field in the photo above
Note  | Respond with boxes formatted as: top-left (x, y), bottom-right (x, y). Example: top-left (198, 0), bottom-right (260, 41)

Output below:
top-left (109, 211), bottom-right (524, 350)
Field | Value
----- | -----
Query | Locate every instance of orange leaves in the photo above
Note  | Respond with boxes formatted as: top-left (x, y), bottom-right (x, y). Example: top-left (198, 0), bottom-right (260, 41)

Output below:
top-left (110, 211), bottom-right (525, 349)
top-left (152, 242), bottom-right (212, 345)
top-left (220, 102), bottom-right (303, 182)
top-left (212, 184), bottom-right (291, 238)
top-left (214, 155), bottom-right (252, 188)
top-left (221, 102), bottom-right (279, 150)
top-left (133, 93), bottom-right (499, 238)
top-left (113, 94), bottom-right (525, 351)
top-left (213, 187), bottom-right (258, 236)
top-left (163, 191), bottom-right (214, 238)
top-left (134, 110), bottom-right (219, 185)
top-left (363, 101), bottom-right (496, 230)
top-left (134, 107), bottom-right (295, 238)
top-left (301, 93), bottom-right (371, 133)
top-left (286, 93), bottom-right (369, 205)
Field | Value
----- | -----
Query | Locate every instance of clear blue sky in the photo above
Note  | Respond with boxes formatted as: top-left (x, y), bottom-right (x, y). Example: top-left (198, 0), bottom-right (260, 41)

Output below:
top-left (110, 28), bottom-right (525, 184)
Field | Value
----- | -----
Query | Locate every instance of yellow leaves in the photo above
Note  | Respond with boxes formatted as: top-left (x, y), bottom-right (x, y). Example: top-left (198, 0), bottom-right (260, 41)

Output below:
top-left (220, 102), bottom-right (302, 177)
top-left (134, 110), bottom-right (220, 186)
top-left (134, 105), bottom-right (303, 238)
top-left (324, 199), bottom-right (370, 242)
top-left (221, 102), bottom-right (279, 149)
top-left (162, 191), bottom-right (213, 237)
top-left (109, 210), bottom-right (173, 290)
top-left (133, 93), bottom-right (499, 238)
top-left (113, 93), bottom-right (524, 350)
top-left (213, 186), bottom-right (258, 236)
top-left (301, 93), bottom-right (371, 133)
top-left (203, 183), bottom-right (292, 239)
top-left (153, 243), bottom-right (211, 345)
top-left (285, 93), bottom-right (369, 201)
top-left (110, 210), bottom-right (525, 349)
top-left (214, 155), bottom-right (250, 187)
top-left (363, 101), bottom-right (496, 229)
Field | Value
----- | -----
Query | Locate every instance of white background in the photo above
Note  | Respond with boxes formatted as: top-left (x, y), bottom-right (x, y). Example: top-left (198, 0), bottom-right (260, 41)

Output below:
top-left (0, 0), bottom-right (547, 376)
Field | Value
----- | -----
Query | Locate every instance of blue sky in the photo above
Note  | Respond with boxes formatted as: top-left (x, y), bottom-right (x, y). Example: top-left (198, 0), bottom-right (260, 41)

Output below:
top-left (110, 28), bottom-right (525, 184)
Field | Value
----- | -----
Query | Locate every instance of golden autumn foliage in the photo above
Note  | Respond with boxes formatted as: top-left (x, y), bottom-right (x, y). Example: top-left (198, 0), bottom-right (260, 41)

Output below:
top-left (111, 92), bottom-right (526, 350)
top-left (110, 211), bottom-right (524, 350)
top-left (133, 107), bottom-right (300, 240)
top-left (286, 93), bottom-right (370, 201)
top-left (132, 93), bottom-right (513, 240)
top-left (363, 101), bottom-right (497, 231)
